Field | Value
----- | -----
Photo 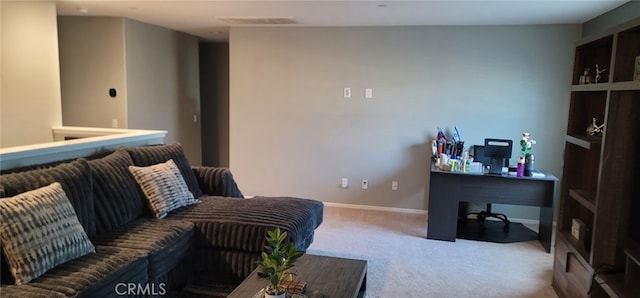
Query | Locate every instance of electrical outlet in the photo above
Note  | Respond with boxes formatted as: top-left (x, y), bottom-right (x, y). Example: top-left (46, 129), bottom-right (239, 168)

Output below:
top-left (391, 181), bottom-right (398, 191)
top-left (343, 87), bottom-right (351, 98)
top-left (361, 179), bottom-right (368, 190)
top-left (365, 88), bottom-right (373, 99)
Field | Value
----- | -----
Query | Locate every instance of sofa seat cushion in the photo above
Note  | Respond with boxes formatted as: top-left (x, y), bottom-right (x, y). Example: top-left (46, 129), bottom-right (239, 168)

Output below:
top-left (0, 246), bottom-right (148, 298)
top-left (167, 196), bottom-right (324, 253)
top-left (0, 182), bottom-right (95, 285)
top-left (91, 218), bottom-right (194, 279)
top-left (88, 147), bottom-right (146, 234)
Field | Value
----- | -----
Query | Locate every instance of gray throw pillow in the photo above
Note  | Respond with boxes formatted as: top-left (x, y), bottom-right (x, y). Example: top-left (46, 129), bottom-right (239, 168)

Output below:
top-left (0, 182), bottom-right (96, 285)
top-left (126, 143), bottom-right (203, 198)
top-left (129, 159), bottom-right (198, 219)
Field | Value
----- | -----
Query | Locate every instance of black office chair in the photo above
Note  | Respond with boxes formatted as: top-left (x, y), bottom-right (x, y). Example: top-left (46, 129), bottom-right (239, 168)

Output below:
top-left (464, 145), bottom-right (511, 232)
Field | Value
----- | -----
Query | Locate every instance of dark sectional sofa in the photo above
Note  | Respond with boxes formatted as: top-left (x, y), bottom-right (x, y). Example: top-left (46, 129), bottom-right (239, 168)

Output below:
top-left (0, 143), bottom-right (323, 297)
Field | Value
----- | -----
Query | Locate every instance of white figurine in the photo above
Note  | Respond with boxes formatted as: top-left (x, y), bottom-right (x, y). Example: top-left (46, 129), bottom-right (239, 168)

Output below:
top-left (595, 64), bottom-right (607, 83)
top-left (586, 117), bottom-right (605, 137)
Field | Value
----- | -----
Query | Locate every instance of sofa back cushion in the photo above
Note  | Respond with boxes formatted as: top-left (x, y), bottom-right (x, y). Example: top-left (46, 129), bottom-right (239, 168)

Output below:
top-left (0, 158), bottom-right (95, 237)
top-left (126, 143), bottom-right (203, 198)
top-left (0, 159), bottom-right (95, 284)
top-left (88, 148), bottom-right (146, 233)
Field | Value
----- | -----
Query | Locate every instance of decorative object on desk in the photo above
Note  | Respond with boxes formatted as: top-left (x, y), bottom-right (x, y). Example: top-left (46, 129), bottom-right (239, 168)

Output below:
top-left (431, 140), bottom-right (438, 162)
top-left (256, 227), bottom-right (304, 298)
top-left (635, 56), bottom-right (640, 81)
top-left (436, 127), bottom-right (447, 155)
top-left (519, 132), bottom-right (536, 177)
top-left (586, 117), bottom-right (604, 137)
top-left (594, 64), bottom-right (607, 83)
top-left (524, 153), bottom-right (535, 177)
top-left (579, 67), bottom-right (591, 84)
top-left (516, 157), bottom-right (525, 177)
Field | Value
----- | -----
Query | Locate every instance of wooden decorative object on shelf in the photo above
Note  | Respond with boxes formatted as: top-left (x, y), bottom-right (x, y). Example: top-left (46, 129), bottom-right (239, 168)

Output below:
top-left (586, 117), bottom-right (604, 137)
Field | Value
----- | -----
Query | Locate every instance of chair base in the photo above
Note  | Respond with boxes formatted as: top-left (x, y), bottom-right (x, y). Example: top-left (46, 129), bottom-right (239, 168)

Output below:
top-left (468, 211), bottom-right (510, 232)
top-left (457, 220), bottom-right (537, 244)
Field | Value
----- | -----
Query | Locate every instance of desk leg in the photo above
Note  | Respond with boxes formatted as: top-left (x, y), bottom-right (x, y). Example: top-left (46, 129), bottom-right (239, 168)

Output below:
top-left (427, 174), bottom-right (460, 242)
top-left (539, 206), bottom-right (553, 253)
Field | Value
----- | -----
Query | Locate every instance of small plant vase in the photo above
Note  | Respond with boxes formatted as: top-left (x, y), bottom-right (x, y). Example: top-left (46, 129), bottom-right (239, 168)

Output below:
top-left (264, 292), bottom-right (285, 298)
top-left (524, 153), bottom-right (534, 177)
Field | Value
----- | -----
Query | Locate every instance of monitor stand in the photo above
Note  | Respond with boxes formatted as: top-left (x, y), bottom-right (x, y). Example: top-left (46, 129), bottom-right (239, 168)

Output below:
top-left (487, 158), bottom-right (504, 175)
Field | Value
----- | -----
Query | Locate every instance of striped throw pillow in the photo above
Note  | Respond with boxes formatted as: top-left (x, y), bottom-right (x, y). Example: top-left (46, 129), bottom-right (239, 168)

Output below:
top-left (129, 159), bottom-right (198, 219)
top-left (0, 182), bottom-right (96, 285)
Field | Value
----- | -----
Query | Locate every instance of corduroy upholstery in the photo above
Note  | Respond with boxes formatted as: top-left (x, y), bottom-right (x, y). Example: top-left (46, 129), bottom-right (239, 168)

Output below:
top-left (0, 143), bottom-right (323, 296)
top-left (194, 248), bottom-right (263, 281)
top-left (0, 159), bottom-right (96, 286)
top-left (167, 196), bottom-right (323, 279)
top-left (192, 167), bottom-right (244, 198)
top-left (0, 246), bottom-right (148, 298)
top-left (88, 148), bottom-right (146, 234)
top-left (169, 196), bottom-right (322, 252)
top-left (0, 183), bottom-right (96, 285)
top-left (0, 158), bottom-right (95, 237)
top-left (92, 219), bottom-right (194, 280)
top-left (126, 143), bottom-right (203, 199)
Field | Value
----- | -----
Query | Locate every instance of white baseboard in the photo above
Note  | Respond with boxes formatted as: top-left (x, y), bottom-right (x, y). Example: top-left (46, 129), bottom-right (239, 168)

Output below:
top-left (322, 202), bottom-right (553, 227)
top-left (322, 202), bottom-right (427, 215)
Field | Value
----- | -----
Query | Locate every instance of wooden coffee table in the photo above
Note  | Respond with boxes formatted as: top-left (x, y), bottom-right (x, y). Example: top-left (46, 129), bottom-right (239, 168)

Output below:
top-left (227, 254), bottom-right (367, 298)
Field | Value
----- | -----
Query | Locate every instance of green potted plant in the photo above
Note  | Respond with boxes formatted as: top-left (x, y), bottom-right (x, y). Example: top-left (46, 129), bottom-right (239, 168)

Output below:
top-left (256, 227), bottom-right (304, 298)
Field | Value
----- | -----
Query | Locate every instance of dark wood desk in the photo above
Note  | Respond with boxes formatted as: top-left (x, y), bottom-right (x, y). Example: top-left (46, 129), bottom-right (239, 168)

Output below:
top-left (427, 167), bottom-right (557, 252)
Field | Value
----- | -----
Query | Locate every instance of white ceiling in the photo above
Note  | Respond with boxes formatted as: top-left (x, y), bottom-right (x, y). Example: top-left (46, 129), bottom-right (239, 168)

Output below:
top-left (56, 0), bottom-right (629, 41)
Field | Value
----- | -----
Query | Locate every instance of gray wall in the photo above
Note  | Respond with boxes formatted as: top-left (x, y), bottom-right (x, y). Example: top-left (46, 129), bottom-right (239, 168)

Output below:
top-left (200, 43), bottom-right (230, 167)
top-left (58, 17), bottom-right (128, 129)
top-left (57, 17), bottom-right (202, 165)
top-left (582, 1), bottom-right (640, 37)
top-left (1, 1), bottom-right (62, 148)
top-left (229, 25), bottom-right (581, 218)
top-left (125, 19), bottom-right (202, 165)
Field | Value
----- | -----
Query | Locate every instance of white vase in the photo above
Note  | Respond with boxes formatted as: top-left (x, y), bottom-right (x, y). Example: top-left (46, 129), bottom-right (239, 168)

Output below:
top-left (264, 292), bottom-right (285, 298)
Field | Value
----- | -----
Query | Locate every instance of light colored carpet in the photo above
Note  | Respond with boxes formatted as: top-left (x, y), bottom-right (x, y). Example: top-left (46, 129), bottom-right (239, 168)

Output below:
top-left (306, 206), bottom-right (558, 298)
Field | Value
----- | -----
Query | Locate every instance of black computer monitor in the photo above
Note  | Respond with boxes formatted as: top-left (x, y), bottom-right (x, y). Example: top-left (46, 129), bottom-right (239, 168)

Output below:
top-left (484, 138), bottom-right (512, 175)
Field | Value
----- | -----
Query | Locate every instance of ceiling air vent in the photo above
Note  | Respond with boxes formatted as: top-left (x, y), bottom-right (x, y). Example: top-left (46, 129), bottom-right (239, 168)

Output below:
top-left (216, 17), bottom-right (298, 25)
